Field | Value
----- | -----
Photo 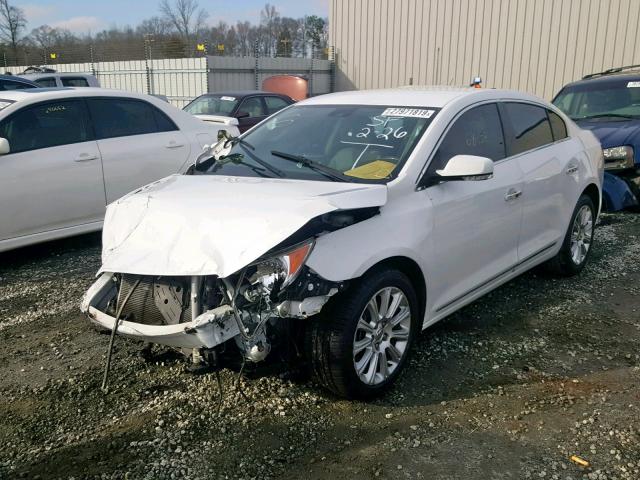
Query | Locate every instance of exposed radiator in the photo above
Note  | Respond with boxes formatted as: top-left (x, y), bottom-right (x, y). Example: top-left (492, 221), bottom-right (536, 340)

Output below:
top-left (118, 274), bottom-right (192, 326)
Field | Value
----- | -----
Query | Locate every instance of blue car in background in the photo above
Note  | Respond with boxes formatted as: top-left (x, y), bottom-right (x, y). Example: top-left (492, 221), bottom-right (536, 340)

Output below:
top-left (554, 65), bottom-right (640, 211)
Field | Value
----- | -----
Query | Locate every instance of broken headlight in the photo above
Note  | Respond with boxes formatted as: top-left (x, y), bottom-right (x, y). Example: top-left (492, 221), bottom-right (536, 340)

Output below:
top-left (246, 240), bottom-right (315, 300)
top-left (603, 146), bottom-right (634, 170)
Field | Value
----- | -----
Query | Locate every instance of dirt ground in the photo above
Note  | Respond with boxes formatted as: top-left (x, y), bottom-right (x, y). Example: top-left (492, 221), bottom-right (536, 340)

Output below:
top-left (0, 213), bottom-right (639, 480)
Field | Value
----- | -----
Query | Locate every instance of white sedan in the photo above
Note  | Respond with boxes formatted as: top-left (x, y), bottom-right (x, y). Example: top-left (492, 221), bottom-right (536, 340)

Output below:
top-left (0, 88), bottom-right (220, 252)
top-left (83, 87), bottom-right (603, 399)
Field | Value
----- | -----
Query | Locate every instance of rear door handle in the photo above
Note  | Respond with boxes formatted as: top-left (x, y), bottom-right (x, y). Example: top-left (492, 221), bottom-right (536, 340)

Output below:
top-left (504, 189), bottom-right (522, 201)
top-left (165, 141), bottom-right (185, 149)
top-left (566, 164), bottom-right (579, 174)
top-left (74, 153), bottom-right (99, 162)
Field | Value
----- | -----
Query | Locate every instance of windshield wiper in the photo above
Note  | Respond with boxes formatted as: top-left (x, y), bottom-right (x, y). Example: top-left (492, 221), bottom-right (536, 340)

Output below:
top-left (233, 146), bottom-right (285, 178)
top-left (270, 150), bottom-right (349, 182)
top-left (573, 113), bottom-right (639, 121)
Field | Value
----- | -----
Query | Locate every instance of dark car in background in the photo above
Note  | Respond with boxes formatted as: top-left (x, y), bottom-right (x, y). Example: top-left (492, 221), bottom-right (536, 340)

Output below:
top-left (553, 65), bottom-right (640, 211)
top-left (183, 91), bottom-right (294, 134)
top-left (0, 74), bottom-right (40, 91)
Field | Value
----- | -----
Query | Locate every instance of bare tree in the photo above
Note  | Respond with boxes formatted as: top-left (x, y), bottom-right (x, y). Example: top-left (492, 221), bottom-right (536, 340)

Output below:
top-left (260, 3), bottom-right (280, 56)
top-left (137, 16), bottom-right (172, 38)
top-left (0, 0), bottom-right (26, 59)
top-left (235, 21), bottom-right (251, 56)
top-left (159, 0), bottom-right (208, 45)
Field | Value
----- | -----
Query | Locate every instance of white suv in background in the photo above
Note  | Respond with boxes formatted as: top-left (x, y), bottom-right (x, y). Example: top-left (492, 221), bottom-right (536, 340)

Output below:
top-left (0, 88), bottom-right (220, 252)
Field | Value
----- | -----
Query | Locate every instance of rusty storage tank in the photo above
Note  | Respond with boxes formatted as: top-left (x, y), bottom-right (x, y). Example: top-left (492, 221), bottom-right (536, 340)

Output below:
top-left (262, 75), bottom-right (308, 101)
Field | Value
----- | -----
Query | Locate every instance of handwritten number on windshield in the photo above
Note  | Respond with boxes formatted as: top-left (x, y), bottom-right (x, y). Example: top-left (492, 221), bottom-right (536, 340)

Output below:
top-left (352, 115), bottom-right (407, 141)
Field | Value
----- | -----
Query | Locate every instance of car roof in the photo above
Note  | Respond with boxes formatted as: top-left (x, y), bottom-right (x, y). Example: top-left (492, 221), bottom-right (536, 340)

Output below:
top-left (198, 90), bottom-right (289, 98)
top-left (0, 87), bottom-right (154, 103)
top-left (561, 73), bottom-right (640, 89)
top-left (19, 72), bottom-right (96, 79)
top-left (298, 86), bottom-right (544, 108)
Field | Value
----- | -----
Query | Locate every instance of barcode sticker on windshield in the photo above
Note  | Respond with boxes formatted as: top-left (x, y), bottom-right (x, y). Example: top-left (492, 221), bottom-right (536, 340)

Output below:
top-left (220, 96), bottom-right (236, 101)
top-left (381, 108), bottom-right (435, 118)
top-left (627, 82), bottom-right (640, 88)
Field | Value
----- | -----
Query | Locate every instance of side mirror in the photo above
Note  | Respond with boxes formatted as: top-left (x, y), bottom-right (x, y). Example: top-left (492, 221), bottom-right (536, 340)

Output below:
top-left (235, 111), bottom-right (250, 119)
top-left (435, 154), bottom-right (493, 181)
top-left (0, 137), bottom-right (10, 155)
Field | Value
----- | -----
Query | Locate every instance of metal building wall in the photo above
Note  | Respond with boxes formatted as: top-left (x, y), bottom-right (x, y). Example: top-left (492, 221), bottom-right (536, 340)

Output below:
top-left (329, 0), bottom-right (640, 99)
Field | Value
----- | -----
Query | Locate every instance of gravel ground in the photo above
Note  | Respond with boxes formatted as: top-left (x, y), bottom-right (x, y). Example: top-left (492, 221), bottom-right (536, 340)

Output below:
top-left (0, 213), bottom-right (639, 480)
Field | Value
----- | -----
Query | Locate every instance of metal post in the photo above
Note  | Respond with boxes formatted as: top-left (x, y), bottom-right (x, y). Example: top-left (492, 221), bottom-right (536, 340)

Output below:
top-left (254, 40), bottom-right (259, 90)
top-left (90, 44), bottom-right (96, 77)
top-left (328, 46), bottom-right (336, 93)
top-left (204, 42), bottom-right (210, 94)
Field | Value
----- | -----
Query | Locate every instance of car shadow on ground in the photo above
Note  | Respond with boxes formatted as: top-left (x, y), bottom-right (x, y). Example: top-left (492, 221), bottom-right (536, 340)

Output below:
top-left (0, 232), bottom-right (102, 271)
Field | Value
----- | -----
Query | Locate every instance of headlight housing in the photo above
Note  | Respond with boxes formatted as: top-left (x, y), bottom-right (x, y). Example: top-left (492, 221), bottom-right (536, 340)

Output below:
top-left (248, 240), bottom-right (314, 296)
top-left (602, 146), bottom-right (634, 170)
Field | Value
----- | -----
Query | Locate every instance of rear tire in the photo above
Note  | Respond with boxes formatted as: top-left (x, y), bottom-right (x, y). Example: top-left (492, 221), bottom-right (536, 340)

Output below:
top-left (545, 194), bottom-right (595, 276)
top-left (306, 268), bottom-right (419, 399)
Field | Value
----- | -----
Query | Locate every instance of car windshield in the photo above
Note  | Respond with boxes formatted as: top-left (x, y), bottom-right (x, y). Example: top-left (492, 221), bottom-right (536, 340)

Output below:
top-left (192, 104), bottom-right (438, 183)
top-left (184, 95), bottom-right (239, 116)
top-left (553, 79), bottom-right (640, 120)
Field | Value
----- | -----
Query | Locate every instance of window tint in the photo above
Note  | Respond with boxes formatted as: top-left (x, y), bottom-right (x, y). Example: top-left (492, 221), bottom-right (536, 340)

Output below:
top-left (548, 110), bottom-right (568, 141)
top-left (503, 103), bottom-right (554, 155)
top-left (153, 108), bottom-right (178, 132)
top-left (88, 98), bottom-right (170, 139)
top-left (0, 79), bottom-right (35, 91)
top-left (61, 77), bottom-right (90, 87)
top-left (0, 100), bottom-right (90, 153)
top-left (35, 77), bottom-right (57, 87)
top-left (264, 96), bottom-right (290, 114)
top-left (238, 97), bottom-right (266, 117)
top-left (430, 103), bottom-right (505, 171)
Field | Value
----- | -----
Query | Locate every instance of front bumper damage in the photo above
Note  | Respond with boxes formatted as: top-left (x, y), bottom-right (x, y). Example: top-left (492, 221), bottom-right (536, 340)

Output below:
top-left (81, 269), bottom-right (339, 355)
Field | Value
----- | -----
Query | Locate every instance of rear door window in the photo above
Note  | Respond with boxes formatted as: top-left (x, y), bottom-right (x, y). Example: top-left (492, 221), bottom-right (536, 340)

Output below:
top-left (0, 79), bottom-right (35, 91)
top-left (548, 110), bottom-right (568, 141)
top-left (88, 98), bottom-right (170, 139)
top-left (34, 77), bottom-right (57, 87)
top-left (61, 77), bottom-right (90, 87)
top-left (0, 100), bottom-right (91, 153)
top-left (502, 102), bottom-right (554, 155)
top-left (264, 96), bottom-right (290, 114)
top-left (238, 97), bottom-right (266, 117)
top-left (429, 103), bottom-right (506, 172)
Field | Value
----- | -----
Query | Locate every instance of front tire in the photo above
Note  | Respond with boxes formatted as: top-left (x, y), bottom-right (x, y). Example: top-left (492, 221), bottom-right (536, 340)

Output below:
top-left (306, 268), bottom-right (419, 399)
top-left (545, 194), bottom-right (595, 276)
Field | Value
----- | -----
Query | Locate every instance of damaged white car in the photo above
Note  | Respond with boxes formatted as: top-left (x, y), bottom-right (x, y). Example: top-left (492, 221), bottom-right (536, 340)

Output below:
top-left (82, 87), bottom-right (603, 399)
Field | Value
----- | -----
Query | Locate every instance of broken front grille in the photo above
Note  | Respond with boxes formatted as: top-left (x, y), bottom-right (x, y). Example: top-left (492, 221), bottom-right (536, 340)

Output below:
top-left (118, 274), bottom-right (192, 326)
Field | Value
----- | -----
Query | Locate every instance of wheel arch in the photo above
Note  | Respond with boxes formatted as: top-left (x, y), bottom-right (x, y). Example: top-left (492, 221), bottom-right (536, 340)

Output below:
top-left (582, 183), bottom-right (601, 219)
top-left (360, 256), bottom-right (427, 322)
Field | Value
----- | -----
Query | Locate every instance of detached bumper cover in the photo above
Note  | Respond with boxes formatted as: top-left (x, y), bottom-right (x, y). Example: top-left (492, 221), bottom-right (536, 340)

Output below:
top-left (82, 273), bottom-right (239, 349)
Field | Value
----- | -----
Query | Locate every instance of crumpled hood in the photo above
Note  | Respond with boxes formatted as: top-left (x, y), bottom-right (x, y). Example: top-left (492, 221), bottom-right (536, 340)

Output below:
top-left (100, 175), bottom-right (387, 277)
top-left (576, 119), bottom-right (640, 152)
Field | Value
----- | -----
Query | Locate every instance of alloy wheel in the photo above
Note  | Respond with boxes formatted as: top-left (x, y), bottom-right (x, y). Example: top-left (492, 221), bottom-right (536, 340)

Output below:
top-left (570, 205), bottom-right (593, 265)
top-left (352, 287), bottom-right (412, 386)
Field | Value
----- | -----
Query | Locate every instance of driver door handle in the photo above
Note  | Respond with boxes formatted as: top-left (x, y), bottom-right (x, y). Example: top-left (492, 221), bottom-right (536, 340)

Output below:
top-left (165, 141), bottom-right (185, 149)
top-left (74, 153), bottom-right (99, 162)
top-left (504, 188), bottom-right (522, 201)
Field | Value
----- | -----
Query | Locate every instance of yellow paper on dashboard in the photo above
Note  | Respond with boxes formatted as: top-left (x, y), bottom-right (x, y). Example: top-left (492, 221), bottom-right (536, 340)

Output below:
top-left (344, 160), bottom-right (396, 179)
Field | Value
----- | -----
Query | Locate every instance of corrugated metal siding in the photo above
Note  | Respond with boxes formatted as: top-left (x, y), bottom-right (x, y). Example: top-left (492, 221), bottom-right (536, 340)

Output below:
top-left (330, 0), bottom-right (640, 99)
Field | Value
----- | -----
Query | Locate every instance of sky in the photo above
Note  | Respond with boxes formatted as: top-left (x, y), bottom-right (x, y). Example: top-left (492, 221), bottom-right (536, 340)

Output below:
top-left (14, 0), bottom-right (329, 35)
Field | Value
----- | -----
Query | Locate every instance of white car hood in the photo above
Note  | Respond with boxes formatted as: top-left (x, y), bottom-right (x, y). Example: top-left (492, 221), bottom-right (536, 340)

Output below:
top-left (100, 175), bottom-right (387, 278)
